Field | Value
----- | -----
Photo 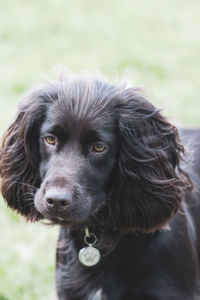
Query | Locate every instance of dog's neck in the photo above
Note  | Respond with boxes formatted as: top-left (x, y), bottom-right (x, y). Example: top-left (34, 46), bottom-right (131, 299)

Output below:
top-left (58, 222), bottom-right (123, 260)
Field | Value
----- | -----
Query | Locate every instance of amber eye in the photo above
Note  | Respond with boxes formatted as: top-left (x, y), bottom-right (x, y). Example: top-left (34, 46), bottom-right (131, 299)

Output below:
top-left (44, 135), bottom-right (56, 145)
top-left (93, 143), bottom-right (107, 153)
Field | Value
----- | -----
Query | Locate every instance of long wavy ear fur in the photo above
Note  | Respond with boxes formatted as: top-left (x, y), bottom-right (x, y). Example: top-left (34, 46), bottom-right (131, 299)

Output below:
top-left (110, 88), bottom-right (193, 233)
top-left (0, 86), bottom-right (55, 220)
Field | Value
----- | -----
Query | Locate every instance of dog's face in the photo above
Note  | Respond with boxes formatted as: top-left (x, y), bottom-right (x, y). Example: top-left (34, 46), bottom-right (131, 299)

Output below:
top-left (34, 100), bottom-right (118, 223)
top-left (0, 73), bottom-right (191, 232)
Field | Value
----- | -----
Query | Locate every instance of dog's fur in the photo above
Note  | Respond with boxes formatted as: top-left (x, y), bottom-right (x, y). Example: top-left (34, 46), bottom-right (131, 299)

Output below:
top-left (0, 73), bottom-right (200, 300)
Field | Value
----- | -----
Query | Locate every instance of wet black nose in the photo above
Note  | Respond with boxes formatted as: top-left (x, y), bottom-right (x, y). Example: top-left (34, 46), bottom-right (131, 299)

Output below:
top-left (45, 188), bottom-right (72, 211)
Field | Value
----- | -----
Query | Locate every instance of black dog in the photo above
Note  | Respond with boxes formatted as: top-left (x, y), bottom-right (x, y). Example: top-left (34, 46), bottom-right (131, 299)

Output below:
top-left (0, 73), bottom-right (200, 300)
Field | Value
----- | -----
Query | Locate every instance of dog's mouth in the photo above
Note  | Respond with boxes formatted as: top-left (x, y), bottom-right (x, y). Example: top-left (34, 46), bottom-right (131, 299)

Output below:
top-left (34, 204), bottom-right (91, 226)
top-left (50, 215), bottom-right (74, 225)
top-left (32, 202), bottom-right (106, 227)
top-left (56, 216), bottom-right (66, 221)
top-left (33, 188), bottom-right (107, 226)
top-left (44, 217), bottom-right (72, 226)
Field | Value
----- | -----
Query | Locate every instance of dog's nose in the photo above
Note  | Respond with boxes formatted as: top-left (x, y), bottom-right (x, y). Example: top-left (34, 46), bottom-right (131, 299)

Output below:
top-left (45, 188), bottom-right (72, 211)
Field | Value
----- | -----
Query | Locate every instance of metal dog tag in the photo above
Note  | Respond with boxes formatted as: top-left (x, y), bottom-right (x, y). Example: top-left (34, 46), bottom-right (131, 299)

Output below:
top-left (78, 246), bottom-right (101, 267)
top-left (78, 227), bottom-right (101, 267)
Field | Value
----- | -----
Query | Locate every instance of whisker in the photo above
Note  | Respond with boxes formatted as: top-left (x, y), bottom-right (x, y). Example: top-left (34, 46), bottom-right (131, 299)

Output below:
top-left (18, 182), bottom-right (38, 190)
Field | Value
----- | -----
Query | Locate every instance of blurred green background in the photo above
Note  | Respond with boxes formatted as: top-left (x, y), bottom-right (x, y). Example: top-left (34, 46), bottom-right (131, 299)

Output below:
top-left (0, 0), bottom-right (199, 299)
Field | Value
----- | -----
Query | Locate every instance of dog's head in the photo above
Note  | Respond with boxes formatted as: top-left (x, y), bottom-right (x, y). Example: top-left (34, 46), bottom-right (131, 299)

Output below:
top-left (0, 73), bottom-right (192, 232)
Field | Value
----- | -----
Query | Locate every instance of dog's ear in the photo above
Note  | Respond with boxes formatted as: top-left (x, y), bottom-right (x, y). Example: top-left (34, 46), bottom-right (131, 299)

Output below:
top-left (0, 86), bottom-right (53, 220)
top-left (110, 88), bottom-right (192, 233)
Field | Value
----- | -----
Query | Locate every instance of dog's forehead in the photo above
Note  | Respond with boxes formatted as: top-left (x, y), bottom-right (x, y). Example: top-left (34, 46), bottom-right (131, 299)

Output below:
top-left (42, 94), bottom-right (116, 137)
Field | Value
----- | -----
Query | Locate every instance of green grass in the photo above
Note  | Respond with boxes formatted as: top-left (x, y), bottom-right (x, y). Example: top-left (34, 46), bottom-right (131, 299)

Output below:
top-left (0, 0), bottom-right (199, 299)
top-left (0, 201), bottom-right (58, 300)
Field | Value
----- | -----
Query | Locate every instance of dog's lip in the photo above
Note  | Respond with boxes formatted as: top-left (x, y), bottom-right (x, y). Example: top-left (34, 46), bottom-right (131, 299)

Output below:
top-left (40, 211), bottom-right (77, 225)
top-left (36, 209), bottom-right (69, 223)
top-left (36, 204), bottom-right (74, 221)
top-left (46, 213), bottom-right (89, 226)
top-left (56, 217), bottom-right (66, 221)
top-left (40, 215), bottom-right (71, 225)
top-left (46, 214), bottom-right (69, 223)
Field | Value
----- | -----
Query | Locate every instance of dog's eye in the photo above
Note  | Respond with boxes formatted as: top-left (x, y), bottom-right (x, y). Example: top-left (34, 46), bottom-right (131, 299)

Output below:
top-left (44, 135), bottom-right (56, 145)
top-left (92, 143), bottom-right (107, 153)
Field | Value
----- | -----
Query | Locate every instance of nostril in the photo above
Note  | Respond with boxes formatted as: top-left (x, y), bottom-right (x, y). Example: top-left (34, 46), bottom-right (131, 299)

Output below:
top-left (46, 198), bottom-right (54, 206)
top-left (60, 200), bottom-right (68, 208)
